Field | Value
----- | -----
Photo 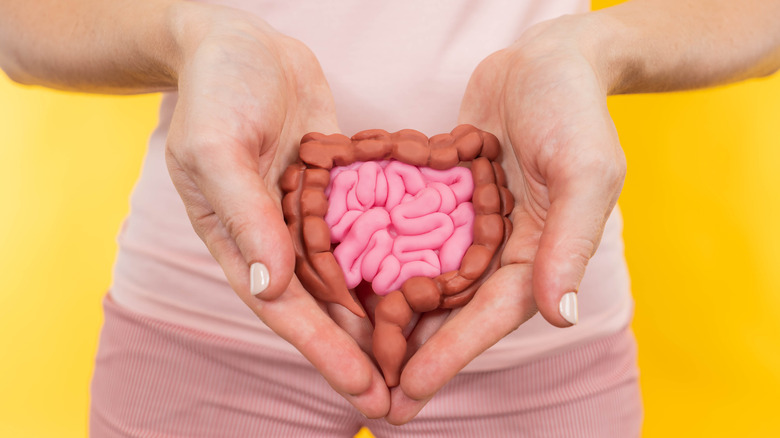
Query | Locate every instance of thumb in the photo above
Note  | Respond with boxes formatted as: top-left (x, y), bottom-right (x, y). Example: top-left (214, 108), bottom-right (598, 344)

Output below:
top-left (166, 136), bottom-right (295, 304)
top-left (220, 165), bottom-right (295, 302)
top-left (533, 166), bottom-right (624, 327)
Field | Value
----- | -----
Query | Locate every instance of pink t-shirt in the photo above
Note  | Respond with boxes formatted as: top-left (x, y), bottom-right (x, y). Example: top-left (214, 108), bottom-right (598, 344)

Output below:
top-left (111, 0), bottom-right (633, 371)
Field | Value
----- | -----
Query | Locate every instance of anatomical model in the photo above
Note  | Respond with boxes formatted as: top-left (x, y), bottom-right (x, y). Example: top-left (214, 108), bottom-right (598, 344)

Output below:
top-left (280, 125), bottom-right (513, 386)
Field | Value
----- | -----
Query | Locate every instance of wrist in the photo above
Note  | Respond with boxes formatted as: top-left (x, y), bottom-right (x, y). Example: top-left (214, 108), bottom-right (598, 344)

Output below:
top-left (126, 0), bottom-right (183, 91)
top-left (530, 2), bottom-right (780, 96)
top-left (512, 13), bottom-right (633, 96)
top-left (164, 1), bottom-right (208, 86)
top-left (577, 12), bottom-right (638, 96)
top-left (166, 2), bottom-right (280, 82)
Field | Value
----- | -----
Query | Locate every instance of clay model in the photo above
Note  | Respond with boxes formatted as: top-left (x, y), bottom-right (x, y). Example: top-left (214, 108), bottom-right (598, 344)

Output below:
top-left (280, 124), bottom-right (514, 386)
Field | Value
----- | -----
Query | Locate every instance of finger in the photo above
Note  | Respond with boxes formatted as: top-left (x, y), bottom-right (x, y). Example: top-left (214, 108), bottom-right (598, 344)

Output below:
top-left (191, 216), bottom-right (391, 415)
top-left (403, 308), bottom-right (453, 361)
top-left (386, 387), bottom-right (435, 426)
top-left (532, 157), bottom-right (624, 327)
top-left (386, 264), bottom-right (536, 424)
top-left (337, 368), bottom-right (391, 420)
top-left (169, 154), bottom-right (391, 417)
top-left (251, 278), bottom-right (390, 418)
top-left (328, 302), bottom-right (374, 355)
top-left (166, 131), bottom-right (296, 302)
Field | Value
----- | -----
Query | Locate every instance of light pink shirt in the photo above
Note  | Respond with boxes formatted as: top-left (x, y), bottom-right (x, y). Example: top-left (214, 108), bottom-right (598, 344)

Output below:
top-left (111, 0), bottom-right (633, 371)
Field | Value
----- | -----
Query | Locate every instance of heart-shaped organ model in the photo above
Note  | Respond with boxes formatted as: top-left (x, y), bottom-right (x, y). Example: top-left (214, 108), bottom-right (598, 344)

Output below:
top-left (280, 125), bottom-right (513, 386)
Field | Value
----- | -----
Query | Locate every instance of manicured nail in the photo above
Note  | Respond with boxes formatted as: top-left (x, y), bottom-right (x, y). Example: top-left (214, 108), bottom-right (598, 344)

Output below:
top-left (250, 262), bottom-right (270, 296)
top-left (559, 292), bottom-right (578, 325)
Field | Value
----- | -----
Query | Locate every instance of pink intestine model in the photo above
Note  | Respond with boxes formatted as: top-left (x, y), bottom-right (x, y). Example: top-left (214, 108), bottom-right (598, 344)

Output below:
top-left (280, 125), bottom-right (513, 387)
top-left (325, 160), bottom-right (475, 295)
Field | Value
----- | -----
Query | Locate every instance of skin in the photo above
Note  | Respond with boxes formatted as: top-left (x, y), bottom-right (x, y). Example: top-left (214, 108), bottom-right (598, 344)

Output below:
top-left (387, 3), bottom-right (780, 423)
top-left (1, 0), bottom-right (390, 418)
top-left (164, 7), bottom-right (390, 417)
top-left (2, 0), bottom-right (779, 426)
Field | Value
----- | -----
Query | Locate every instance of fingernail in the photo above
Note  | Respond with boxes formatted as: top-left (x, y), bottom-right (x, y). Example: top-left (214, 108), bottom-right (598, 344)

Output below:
top-left (250, 262), bottom-right (270, 296)
top-left (559, 292), bottom-right (578, 325)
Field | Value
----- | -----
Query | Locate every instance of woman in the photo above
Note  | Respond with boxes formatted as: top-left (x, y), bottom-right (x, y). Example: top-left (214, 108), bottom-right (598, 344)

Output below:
top-left (2, 0), bottom-right (778, 436)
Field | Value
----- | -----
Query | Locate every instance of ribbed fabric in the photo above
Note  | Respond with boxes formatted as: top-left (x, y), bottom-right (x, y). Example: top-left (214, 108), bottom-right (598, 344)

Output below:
top-left (90, 296), bottom-right (642, 438)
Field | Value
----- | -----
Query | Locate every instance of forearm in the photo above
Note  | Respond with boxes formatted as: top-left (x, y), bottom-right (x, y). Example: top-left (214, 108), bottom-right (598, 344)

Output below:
top-left (540, 0), bottom-right (780, 95)
top-left (0, 0), bottom-right (183, 93)
top-left (602, 0), bottom-right (780, 93)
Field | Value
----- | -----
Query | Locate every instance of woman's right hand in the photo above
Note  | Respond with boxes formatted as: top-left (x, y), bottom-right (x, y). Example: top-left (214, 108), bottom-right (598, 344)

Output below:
top-left (164, 2), bottom-right (389, 418)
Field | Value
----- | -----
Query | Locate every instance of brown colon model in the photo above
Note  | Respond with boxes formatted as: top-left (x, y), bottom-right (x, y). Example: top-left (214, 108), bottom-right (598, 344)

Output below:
top-left (280, 124), bottom-right (514, 387)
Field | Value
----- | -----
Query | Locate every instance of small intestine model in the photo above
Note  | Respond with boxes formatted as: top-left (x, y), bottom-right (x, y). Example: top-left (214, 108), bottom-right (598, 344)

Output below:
top-left (280, 125), bottom-right (514, 386)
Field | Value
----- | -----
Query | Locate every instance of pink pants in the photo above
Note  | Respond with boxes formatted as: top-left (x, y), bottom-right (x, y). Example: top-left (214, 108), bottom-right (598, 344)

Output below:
top-left (90, 296), bottom-right (642, 437)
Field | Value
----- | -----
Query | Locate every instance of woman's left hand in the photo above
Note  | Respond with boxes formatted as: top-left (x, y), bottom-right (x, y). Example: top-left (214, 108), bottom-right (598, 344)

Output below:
top-left (386, 16), bottom-right (627, 424)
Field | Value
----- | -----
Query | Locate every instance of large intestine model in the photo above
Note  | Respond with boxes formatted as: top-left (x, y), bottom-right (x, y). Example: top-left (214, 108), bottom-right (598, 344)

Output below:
top-left (280, 125), bottom-right (514, 386)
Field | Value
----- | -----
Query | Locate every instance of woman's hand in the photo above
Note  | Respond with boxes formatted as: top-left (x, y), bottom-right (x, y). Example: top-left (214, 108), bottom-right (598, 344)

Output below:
top-left (1, 0), bottom-right (389, 419)
top-left (387, 0), bottom-right (780, 419)
top-left (163, 3), bottom-right (389, 418)
top-left (386, 16), bottom-right (627, 424)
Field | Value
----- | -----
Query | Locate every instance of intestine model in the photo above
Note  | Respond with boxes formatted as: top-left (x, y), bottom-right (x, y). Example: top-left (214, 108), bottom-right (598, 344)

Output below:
top-left (280, 125), bottom-right (514, 386)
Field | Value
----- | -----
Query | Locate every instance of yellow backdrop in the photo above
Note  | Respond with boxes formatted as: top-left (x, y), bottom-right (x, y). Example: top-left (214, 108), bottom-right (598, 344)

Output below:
top-left (1, 5), bottom-right (779, 437)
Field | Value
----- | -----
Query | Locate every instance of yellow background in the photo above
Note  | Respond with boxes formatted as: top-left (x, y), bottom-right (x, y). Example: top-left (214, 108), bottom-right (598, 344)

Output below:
top-left (1, 3), bottom-right (779, 436)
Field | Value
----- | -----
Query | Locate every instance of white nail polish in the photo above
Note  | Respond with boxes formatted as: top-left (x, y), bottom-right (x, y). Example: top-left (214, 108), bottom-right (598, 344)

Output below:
top-left (559, 292), bottom-right (578, 325)
top-left (250, 262), bottom-right (270, 296)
